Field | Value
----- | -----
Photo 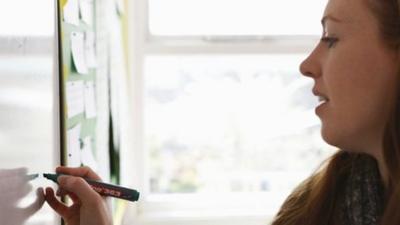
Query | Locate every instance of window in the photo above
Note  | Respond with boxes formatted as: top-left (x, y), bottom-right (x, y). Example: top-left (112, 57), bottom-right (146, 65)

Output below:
top-left (0, 1), bottom-right (56, 225)
top-left (0, 0), bottom-right (53, 36)
top-left (145, 55), bottom-right (328, 194)
top-left (127, 0), bottom-right (333, 224)
top-left (148, 0), bottom-right (326, 36)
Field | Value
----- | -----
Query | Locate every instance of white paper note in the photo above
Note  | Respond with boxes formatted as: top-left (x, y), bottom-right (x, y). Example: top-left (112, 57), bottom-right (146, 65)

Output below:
top-left (84, 81), bottom-right (97, 118)
top-left (85, 31), bottom-right (97, 68)
top-left (71, 31), bottom-right (89, 74)
top-left (67, 124), bottom-right (82, 167)
top-left (81, 137), bottom-right (98, 171)
top-left (66, 81), bottom-right (85, 118)
top-left (116, 0), bottom-right (124, 15)
top-left (63, 0), bottom-right (80, 26)
top-left (79, 0), bottom-right (94, 26)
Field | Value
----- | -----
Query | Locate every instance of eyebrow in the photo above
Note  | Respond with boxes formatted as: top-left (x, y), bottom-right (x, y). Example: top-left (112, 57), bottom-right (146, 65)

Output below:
top-left (321, 15), bottom-right (342, 26)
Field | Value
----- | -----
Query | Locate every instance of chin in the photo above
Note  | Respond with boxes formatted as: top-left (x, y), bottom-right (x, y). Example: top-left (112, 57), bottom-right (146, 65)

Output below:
top-left (321, 131), bottom-right (339, 148)
top-left (320, 127), bottom-right (366, 154)
top-left (320, 126), bottom-right (349, 150)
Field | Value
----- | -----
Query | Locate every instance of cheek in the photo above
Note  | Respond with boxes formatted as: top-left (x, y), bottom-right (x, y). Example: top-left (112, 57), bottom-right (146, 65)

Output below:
top-left (327, 40), bottom-right (397, 112)
top-left (321, 45), bottom-right (398, 148)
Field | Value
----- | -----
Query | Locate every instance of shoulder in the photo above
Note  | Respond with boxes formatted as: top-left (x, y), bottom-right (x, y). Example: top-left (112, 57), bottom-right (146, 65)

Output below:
top-left (271, 150), bottom-right (354, 225)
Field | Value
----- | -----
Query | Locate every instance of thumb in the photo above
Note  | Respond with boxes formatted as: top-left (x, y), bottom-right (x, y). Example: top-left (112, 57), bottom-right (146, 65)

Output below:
top-left (57, 175), bottom-right (100, 205)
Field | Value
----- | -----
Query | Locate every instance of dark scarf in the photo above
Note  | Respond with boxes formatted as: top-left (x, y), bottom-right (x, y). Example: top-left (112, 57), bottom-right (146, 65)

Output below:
top-left (340, 154), bottom-right (385, 225)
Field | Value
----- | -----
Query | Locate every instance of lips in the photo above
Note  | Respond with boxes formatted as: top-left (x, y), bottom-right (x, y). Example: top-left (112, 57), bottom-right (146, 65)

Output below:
top-left (312, 88), bottom-right (329, 103)
top-left (318, 95), bottom-right (329, 103)
top-left (312, 88), bottom-right (329, 115)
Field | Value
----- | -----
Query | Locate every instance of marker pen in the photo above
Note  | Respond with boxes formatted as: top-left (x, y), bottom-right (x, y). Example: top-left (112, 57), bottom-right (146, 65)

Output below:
top-left (43, 173), bottom-right (140, 202)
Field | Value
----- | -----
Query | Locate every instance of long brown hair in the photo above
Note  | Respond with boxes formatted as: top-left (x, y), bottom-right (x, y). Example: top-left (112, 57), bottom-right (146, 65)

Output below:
top-left (271, 0), bottom-right (400, 224)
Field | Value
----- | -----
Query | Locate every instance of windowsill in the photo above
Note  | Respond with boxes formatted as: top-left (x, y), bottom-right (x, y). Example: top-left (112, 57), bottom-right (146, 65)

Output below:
top-left (127, 206), bottom-right (275, 225)
top-left (124, 192), bottom-right (289, 225)
top-left (134, 212), bottom-right (274, 225)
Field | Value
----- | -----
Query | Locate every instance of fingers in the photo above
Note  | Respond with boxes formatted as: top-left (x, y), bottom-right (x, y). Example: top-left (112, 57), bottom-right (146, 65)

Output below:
top-left (57, 175), bottom-right (101, 206)
top-left (20, 188), bottom-right (45, 217)
top-left (68, 192), bottom-right (81, 204)
top-left (44, 187), bottom-right (69, 218)
top-left (56, 166), bottom-right (101, 181)
top-left (56, 188), bottom-right (81, 205)
top-left (36, 187), bottom-right (45, 206)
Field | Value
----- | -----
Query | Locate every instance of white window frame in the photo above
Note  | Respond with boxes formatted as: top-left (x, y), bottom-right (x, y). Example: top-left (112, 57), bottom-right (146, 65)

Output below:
top-left (125, 0), bottom-right (321, 224)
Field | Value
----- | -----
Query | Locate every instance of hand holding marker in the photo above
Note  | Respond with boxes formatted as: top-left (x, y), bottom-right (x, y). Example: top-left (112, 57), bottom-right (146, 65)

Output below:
top-left (29, 173), bottom-right (140, 202)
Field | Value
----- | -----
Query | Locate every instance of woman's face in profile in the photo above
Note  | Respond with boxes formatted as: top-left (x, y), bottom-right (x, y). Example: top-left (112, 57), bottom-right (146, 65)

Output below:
top-left (300, 0), bottom-right (399, 156)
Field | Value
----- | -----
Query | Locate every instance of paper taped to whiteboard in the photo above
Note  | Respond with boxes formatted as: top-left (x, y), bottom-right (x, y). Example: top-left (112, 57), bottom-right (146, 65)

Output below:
top-left (84, 81), bottom-right (97, 118)
top-left (66, 80), bottom-right (85, 118)
top-left (67, 124), bottom-right (82, 167)
top-left (63, 0), bottom-right (80, 26)
top-left (79, 0), bottom-right (94, 26)
top-left (71, 31), bottom-right (88, 74)
top-left (81, 136), bottom-right (98, 171)
top-left (85, 31), bottom-right (97, 68)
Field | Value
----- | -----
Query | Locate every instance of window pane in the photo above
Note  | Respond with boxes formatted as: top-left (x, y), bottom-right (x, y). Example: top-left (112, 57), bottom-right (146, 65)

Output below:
top-left (0, 54), bottom-right (56, 224)
top-left (149, 0), bottom-right (327, 36)
top-left (144, 55), bottom-right (335, 194)
top-left (0, 0), bottom-right (54, 36)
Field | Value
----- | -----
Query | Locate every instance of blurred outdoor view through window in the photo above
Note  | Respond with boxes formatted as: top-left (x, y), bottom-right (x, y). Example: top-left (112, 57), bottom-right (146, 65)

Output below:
top-left (145, 0), bottom-right (332, 196)
top-left (145, 55), bottom-right (335, 194)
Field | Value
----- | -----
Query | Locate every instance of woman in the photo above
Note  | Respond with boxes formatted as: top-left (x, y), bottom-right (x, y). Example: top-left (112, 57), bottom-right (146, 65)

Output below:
top-left (44, 0), bottom-right (400, 224)
top-left (273, 0), bottom-right (400, 224)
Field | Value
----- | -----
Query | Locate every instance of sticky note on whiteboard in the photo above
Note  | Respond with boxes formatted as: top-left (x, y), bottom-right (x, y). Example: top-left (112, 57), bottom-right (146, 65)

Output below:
top-left (84, 81), bottom-right (97, 118)
top-left (67, 124), bottom-right (82, 167)
top-left (63, 0), bottom-right (80, 26)
top-left (81, 136), bottom-right (98, 171)
top-left (116, 0), bottom-right (124, 15)
top-left (71, 31), bottom-right (89, 74)
top-left (85, 31), bottom-right (97, 68)
top-left (66, 81), bottom-right (85, 118)
top-left (79, 0), bottom-right (94, 26)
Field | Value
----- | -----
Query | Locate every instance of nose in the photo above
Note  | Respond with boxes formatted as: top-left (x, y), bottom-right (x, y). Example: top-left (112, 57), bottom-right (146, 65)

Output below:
top-left (299, 49), bottom-right (321, 79)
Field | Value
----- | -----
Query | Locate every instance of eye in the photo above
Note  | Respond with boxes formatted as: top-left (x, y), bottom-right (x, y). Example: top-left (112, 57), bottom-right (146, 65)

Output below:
top-left (321, 37), bottom-right (339, 48)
